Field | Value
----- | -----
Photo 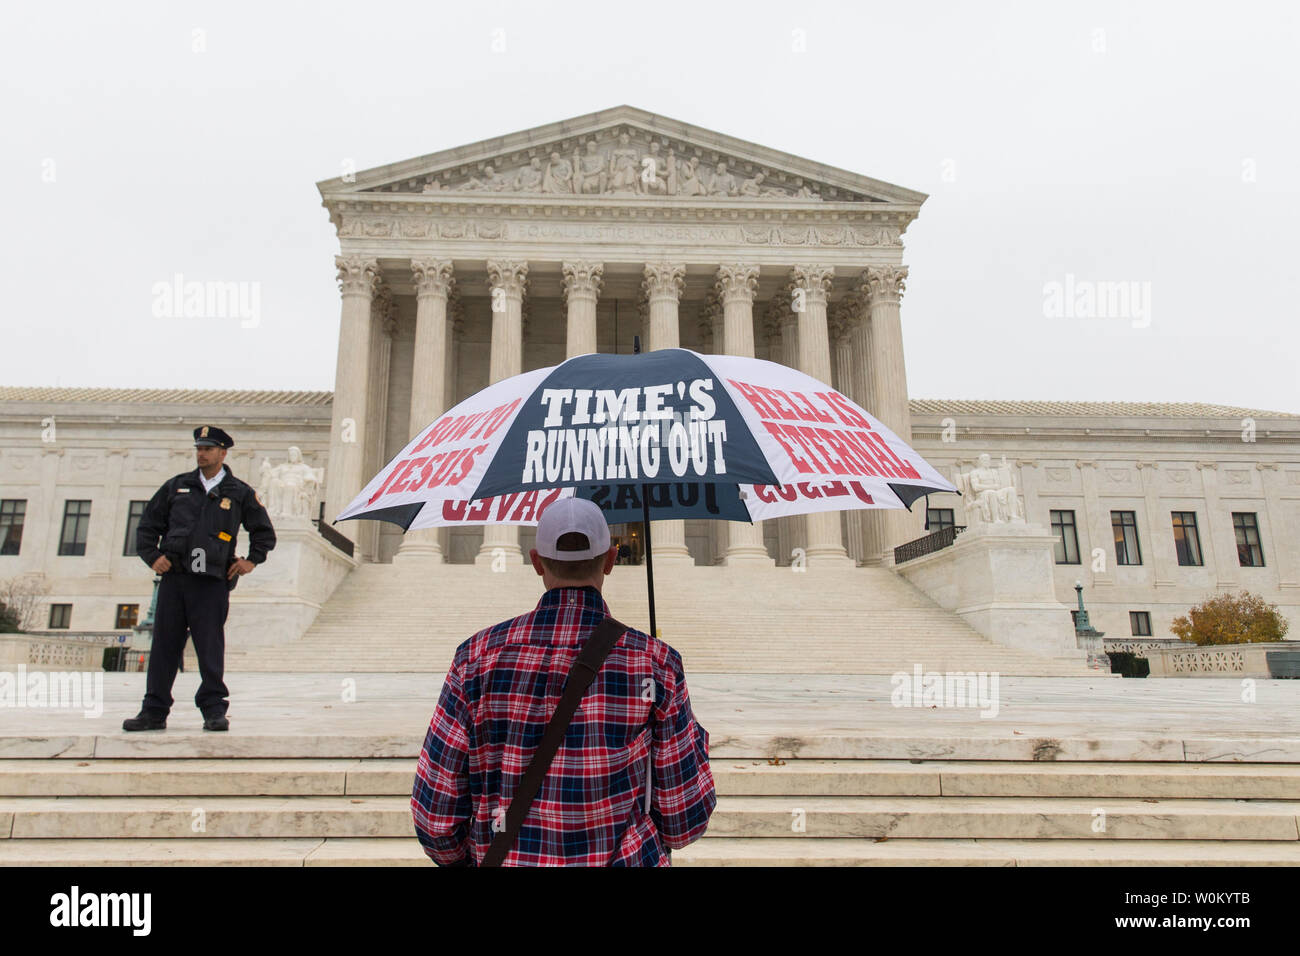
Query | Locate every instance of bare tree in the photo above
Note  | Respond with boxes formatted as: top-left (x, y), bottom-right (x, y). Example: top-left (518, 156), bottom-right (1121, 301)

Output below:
top-left (0, 574), bottom-right (52, 632)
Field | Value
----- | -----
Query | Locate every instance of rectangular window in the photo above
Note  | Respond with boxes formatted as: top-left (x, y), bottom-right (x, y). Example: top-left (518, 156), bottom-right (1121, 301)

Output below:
top-left (1050, 510), bottom-right (1081, 564)
top-left (48, 604), bottom-right (72, 629)
top-left (115, 604), bottom-right (139, 629)
top-left (1130, 611), bottom-right (1152, 637)
top-left (58, 500), bottom-right (92, 556)
top-left (1232, 512), bottom-right (1264, 567)
top-left (1112, 511), bottom-right (1142, 566)
top-left (1171, 511), bottom-right (1203, 566)
top-left (123, 500), bottom-right (148, 556)
top-left (926, 508), bottom-right (955, 531)
top-left (0, 499), bottom-right (25, 555)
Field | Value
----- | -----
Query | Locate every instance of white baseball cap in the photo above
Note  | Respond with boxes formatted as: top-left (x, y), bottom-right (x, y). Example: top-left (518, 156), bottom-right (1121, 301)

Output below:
top-left (535, 496), bottom-right (611, 560)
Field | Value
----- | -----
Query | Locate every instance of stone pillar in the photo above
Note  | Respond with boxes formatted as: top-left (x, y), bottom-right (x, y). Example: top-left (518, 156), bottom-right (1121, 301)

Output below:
top-left (641, 262), bottom-right (693, 564)
top-left (394, 258), bottom-right (454, 564)
top-left (766, 297), bottom-right (804, 566)
top-left (1257, 462), bottom-right (1298, 588)
top-left (88, 450), bottom-right (127, 578)
top-left (359, 283), bottom-right (396, 563)
top-left (324, 255), bottom-right (380, 530)
top-left (1197, 461), bottom-right (1239, 590)
top-left (852, 287), bottom-right (884, 566)
top-left (1076, 459), bottom-right (1112, 589)
top-left (1136, 460), bottom-right (1175, 588)
top-left (717, 265), bottom-right (775, 565)
top-left (789, 265), bottom-right (854, 567)
top-left (699, 292), bottom-right (727, 563)
top-left (476, 260), bottom-right (527, 565)
top-left (863, 264), bottom-right (918, 566)
top-left (563, 261), bottom-right (603, 359)
top-left (440, 296), bottom-right (464, 561)
top-left (829, 302), bottom-right (864, 565)
top-left (28, 449), bottom-right (63, 573)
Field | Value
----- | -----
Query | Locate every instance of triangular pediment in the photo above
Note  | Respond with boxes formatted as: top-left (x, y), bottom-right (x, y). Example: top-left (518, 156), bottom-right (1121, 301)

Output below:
top-left (318, 106), bottom-right (925, 206)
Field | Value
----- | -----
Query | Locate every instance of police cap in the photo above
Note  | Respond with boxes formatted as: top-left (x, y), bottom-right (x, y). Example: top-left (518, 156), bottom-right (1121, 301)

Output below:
top-left (193, 425), bottom-right (234, 449)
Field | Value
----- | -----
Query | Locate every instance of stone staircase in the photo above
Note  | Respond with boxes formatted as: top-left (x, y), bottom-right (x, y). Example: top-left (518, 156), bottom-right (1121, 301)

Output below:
top-left (1, 736), bottom-right (1297, 866)
top-left (227, 563), bottom-right (1093, 675)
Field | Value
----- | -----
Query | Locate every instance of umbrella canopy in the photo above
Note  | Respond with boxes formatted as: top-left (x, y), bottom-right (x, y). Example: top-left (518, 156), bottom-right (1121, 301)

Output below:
top-left (337, 348), bottom-right (957, 529)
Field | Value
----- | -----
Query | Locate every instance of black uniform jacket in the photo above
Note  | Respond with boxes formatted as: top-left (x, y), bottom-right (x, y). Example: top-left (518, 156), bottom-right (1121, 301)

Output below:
top-left (136, 467), bottom-right (276, 589)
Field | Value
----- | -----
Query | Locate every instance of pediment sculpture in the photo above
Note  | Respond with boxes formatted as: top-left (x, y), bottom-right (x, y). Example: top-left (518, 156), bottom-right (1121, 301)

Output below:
top-left (396, 129), bottom-right (854, 201)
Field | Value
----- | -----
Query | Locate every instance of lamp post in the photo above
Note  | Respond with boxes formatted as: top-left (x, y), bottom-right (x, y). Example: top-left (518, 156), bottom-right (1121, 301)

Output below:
top-left (1073, 580), bottom-right (1109, 669)
top-left (128, 575), bottom-right (161, 671)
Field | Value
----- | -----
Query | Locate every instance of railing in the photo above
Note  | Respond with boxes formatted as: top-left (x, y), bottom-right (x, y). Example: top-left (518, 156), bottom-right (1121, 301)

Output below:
top-left (315, 504), bottom-right (355, 557)
top-left (893, 525), bottom-right (966, 565)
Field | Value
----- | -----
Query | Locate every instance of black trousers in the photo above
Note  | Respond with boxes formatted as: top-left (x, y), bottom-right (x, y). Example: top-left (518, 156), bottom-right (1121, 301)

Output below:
top-left (142, 572), bottom-right (230, 719)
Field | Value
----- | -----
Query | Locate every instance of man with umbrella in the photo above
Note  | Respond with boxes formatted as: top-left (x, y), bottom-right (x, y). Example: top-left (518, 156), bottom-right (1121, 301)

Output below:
top-left (411, 497), bottom-right (716, 866)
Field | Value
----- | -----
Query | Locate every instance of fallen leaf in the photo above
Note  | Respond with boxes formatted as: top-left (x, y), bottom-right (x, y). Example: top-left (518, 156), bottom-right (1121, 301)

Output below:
top-left (1013, 730), bottom-right (1023, 735)
top-left (873, 836), bottom-right (889, 843)
top-left (767, 757), bottom-right (786, 766)
top-left (76, 762), bottom-right (89, 767)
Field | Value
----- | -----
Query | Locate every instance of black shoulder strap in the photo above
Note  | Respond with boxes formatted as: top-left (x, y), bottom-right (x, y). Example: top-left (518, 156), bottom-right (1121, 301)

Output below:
top-left (481, 615), bottom-right (627, 867)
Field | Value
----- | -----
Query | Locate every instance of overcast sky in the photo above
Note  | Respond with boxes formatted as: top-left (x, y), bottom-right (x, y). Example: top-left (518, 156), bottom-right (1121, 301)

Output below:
top-left (3, 1), bottom-right (1297, 413)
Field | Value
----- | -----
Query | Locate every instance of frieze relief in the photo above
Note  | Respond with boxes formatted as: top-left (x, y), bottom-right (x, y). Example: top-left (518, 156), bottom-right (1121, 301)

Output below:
top-left (365, 127), bottom-right (873, 203)
top-left (337, 216), bottom-right (900, 248)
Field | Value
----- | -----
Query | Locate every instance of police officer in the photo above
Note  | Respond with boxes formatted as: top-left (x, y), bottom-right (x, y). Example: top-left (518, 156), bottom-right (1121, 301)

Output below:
top-left (123, 426), bottom-right (276, 732)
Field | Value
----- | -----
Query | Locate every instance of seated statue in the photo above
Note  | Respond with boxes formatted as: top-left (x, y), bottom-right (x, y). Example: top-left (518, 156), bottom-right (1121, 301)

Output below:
top-left (259, 446), bottom-right (325, 520)
top-left (957, 453), bottom-right (1025, 527)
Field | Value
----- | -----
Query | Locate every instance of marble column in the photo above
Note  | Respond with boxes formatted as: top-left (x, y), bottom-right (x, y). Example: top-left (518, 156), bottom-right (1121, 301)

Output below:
top-left (358, 284), bottom-right (396, 563)
top-left (767, 297), bottom-right (805, 566)
top-left (789, 265), bottom-right (854, 567)
top-left (563, 261), bottom-right (603, 359)
top-left (394, 258), bottom-right (454, 564)
top-left (642, 262), bottom-right (693, 564)
top-left (476, 260), bottom-right (527, 565)
top-left (829, 301), bottom-right (863, 565)
top-left (324, 255), bottom-right (380, 531)
top-left (700, 293), bottom-right (726, 563)
top-left (863, 264), bottom-right (919, 566)
top-left (851, 286), bottom-right (884, 565)
top-left (718, 264), bottom-right (775, 565)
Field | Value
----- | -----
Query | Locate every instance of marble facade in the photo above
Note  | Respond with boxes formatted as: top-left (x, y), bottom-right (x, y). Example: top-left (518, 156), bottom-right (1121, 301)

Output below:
top-left (2, 107), bottom-right (1298, 651)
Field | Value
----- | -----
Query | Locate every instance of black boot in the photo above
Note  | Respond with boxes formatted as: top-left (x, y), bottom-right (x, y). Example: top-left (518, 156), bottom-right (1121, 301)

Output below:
top-left (203, 715), bottom-right (229, 732)
top-left (122, 711), bottom-right (167, 732)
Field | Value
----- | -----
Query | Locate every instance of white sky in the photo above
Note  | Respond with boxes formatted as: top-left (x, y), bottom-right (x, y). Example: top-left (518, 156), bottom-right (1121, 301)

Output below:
top-left (3, 0), bottom-right (1297, 412)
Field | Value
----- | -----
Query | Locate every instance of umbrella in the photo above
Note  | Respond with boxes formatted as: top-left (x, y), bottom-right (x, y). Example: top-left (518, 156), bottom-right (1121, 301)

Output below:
top-left (336, 343), bottom-right (958, 637)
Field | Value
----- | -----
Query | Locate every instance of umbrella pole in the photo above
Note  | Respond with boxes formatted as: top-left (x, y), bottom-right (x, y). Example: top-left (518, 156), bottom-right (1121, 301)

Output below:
top-left (640, 491), bottom-right (657, 639)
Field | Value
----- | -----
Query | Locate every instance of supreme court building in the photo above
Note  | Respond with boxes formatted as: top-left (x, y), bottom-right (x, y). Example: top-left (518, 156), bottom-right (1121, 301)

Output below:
top-left (2, 106), bottom-right (1298, 663)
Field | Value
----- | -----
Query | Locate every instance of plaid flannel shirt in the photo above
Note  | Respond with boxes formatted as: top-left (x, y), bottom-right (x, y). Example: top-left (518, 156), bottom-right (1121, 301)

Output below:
top-left (412, 584), bottom-right (716, 866)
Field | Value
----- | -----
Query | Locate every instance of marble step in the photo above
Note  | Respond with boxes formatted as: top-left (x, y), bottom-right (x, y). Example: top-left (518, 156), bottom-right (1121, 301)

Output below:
top-left (4, 794), bottom-right (1297, 841)
top-left (8, 733), bottom-right (1295, 762)
top-left (3, 836), bottom-right (1298, 867)
top-left (5, 758), bottom-right (1300, 799)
